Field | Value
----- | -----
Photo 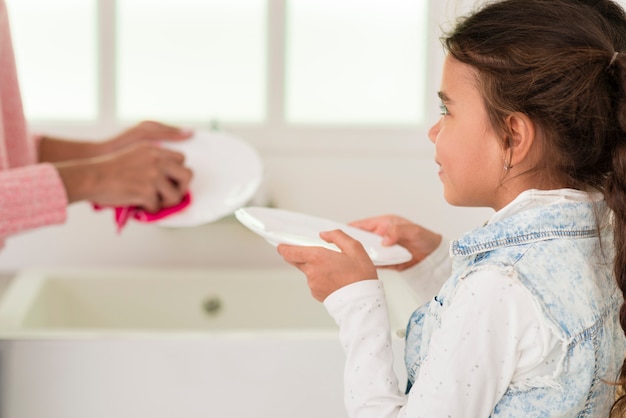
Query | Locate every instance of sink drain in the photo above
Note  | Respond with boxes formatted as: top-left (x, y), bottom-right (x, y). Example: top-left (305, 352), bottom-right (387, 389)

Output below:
top-left (202, 296), bottom-right (223, 316)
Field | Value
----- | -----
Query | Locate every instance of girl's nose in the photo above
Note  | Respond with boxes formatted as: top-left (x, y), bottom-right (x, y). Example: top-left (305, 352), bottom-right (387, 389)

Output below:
top-left (428, 119), bottom-right (441, 144)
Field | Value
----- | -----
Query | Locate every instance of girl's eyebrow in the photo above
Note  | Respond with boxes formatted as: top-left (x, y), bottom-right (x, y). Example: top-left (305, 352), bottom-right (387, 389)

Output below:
top-left (438, 91), bottom-right (453, 103)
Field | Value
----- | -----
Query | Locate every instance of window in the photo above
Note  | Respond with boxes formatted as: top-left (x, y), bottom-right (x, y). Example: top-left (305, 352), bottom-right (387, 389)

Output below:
top-left (285, 0), bottom-right (428, 125)
top-left (7, 0), bottom-right (97, 121)
top-left (6, 0), bottom-right (442, 153)
top-left (117, 0), bottom-right (266, 123)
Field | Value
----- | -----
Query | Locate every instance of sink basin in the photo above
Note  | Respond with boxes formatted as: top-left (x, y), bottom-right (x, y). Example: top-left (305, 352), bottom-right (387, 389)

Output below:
top-left (0, 267), bottom-right (417, 418)
top-left (0, 267), bottom-right (336, 334)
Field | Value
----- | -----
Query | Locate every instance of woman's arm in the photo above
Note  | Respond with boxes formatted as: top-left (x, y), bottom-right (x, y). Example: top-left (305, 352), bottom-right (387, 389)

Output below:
top-left (38, 121), bottom-right (194, 211)
top-left (0, 164), bottom-right (67, 245)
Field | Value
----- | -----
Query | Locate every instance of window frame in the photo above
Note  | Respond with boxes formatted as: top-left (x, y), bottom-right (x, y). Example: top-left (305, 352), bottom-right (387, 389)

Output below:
top-left (22, 0), bottom-right (447, 157)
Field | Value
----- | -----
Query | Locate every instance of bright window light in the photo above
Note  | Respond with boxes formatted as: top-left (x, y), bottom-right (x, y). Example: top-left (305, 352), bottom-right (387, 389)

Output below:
top-left (6, 0), bottom-right (97, 121)
top-left (117, 0), bottom-right (267, 124)
top-left (285, 0), bottom-right (428, 125)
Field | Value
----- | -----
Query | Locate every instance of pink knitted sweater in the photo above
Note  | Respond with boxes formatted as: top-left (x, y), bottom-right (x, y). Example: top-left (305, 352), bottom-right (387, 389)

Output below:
top-left (0, 0), bottom-right (68, 249)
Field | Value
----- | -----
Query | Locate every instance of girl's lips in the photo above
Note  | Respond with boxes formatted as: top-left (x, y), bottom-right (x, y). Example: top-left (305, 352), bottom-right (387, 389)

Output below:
top-left (435, 161), bottom-right (443, 176)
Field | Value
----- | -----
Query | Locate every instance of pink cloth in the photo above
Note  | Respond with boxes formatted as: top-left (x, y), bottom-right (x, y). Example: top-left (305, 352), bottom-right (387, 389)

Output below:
top-left (94, 192), bottom-right (192, 233)
top-left (0, 0), bottom-right (68, 249)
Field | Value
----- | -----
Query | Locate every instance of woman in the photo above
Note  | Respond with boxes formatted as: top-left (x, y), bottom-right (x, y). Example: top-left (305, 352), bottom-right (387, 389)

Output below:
top-left (0, 0), bottom-right (193, 248)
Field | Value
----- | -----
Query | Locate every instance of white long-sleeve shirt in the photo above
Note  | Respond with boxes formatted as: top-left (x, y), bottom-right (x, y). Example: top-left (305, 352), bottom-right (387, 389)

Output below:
top-left (323, 190), bottom-right (594, 417)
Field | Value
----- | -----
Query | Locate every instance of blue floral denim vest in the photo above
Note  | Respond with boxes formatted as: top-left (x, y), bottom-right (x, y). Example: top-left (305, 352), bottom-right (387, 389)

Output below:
top-left (405, 200), bottom-right (626, 417)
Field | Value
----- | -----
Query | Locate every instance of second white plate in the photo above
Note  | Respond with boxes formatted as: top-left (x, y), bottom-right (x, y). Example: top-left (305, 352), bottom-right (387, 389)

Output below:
top-left (236, 206), bottom-right (412, 267)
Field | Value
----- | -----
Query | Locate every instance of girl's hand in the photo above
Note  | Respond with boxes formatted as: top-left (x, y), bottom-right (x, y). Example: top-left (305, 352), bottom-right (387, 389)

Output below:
top-left (350, 215), bottom-right (442, 271)
top-left (277, 229), bottom-right (378, 302)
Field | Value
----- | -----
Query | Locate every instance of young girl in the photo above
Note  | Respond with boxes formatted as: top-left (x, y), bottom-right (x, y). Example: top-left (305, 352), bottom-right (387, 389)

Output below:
top-left (278, 0), bottom-right (626, 416)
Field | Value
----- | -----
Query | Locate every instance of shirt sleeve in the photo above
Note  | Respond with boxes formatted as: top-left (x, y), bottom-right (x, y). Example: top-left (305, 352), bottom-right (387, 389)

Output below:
top-left (0, 163), bottom-right (68, 245)
top-left (324, 269), bottom-right (559, 418)
top-left (398, 239), bottom-right (452, 306)
top-left (324, 280), bottom-right (407, 417)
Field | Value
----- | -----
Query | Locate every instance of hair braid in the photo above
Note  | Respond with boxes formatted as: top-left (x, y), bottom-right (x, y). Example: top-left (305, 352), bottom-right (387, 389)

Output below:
top-left (605, 51), bottom-right (626, 417)
top-left (607, 145), bottom-right (626, 415)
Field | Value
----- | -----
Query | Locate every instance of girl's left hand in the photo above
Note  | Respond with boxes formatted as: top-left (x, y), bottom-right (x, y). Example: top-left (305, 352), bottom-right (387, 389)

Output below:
top-left (277, 229), bottom-right (378, 302)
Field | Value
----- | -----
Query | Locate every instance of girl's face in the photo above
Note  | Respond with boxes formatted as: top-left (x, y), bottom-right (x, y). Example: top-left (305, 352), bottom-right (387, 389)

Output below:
top-left (428, 55), bottom-right (508, 210)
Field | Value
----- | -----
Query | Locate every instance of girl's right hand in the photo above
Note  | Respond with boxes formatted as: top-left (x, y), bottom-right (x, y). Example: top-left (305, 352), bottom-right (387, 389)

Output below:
top-left (278, 229), bottom-right (379, 302)
top-left (350, 215), bottom-right (442, 271)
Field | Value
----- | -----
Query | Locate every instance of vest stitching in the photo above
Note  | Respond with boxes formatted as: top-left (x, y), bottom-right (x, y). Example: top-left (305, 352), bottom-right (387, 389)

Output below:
top-left (452, 229), bottom-right (597, 256)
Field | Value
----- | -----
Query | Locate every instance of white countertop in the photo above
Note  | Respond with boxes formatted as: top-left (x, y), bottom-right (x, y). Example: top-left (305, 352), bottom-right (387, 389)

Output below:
top-left (0, 271), bottom-right (14, 301)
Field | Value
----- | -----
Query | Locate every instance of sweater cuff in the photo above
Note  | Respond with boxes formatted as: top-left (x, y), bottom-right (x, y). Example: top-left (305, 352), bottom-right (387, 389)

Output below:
top-left (324, 279), bottom-right (386, 325)
top-left (0, 163), bottom-right (68, 238)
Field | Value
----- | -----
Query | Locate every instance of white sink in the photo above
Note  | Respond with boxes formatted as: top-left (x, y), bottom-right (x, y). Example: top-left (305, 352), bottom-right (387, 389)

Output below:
top-left (0, 267), bottom-right (417, 418)
top-left (0, 267), bottom-right (336, 334)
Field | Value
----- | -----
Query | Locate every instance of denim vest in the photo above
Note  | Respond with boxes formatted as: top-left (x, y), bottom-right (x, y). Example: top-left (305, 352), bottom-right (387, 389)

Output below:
top-left (405, 200), bottom-right (625, 417)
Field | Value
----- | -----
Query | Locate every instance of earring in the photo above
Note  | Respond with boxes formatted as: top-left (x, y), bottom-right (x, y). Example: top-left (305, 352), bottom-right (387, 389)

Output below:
top-left (504, 136), bottom-right (514, 171)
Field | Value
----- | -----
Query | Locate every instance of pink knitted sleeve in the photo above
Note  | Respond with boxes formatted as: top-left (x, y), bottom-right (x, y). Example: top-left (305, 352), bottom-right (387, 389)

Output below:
top-left (0, 164), bottom-right (67, 241)
top-left (0, 0), bottom-right (67, 248)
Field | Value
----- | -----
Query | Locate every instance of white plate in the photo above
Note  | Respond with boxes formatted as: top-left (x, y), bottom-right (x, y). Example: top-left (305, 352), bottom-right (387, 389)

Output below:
top-left (235, 207), bottom-right (412, 267)
top-left (156, 130), bottom-right (263, 227)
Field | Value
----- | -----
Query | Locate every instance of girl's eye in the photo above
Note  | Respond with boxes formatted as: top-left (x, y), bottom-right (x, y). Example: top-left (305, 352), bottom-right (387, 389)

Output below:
top-left (439, 102), bottom-right (450, 116)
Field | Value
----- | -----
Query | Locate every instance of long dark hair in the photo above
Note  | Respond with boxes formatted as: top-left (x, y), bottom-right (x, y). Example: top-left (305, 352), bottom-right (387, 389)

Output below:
top-left (443, 0), bottom-right (626, 415)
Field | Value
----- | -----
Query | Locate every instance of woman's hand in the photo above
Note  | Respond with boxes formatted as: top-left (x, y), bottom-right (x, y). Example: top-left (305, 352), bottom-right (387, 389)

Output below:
top-left (38, 121), bottom-right (193, 163)
top-left (105, 120), bottom-right (193, 153)
top-left (350, 215), bottom-right (442, 271)
top-left (278, 229), bottom-right (378, 302)
top-left (56, 141), bottom-right (193, 212)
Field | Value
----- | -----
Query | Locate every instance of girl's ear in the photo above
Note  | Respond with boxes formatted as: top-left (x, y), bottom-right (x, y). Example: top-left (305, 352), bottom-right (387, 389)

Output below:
top-left (505, 112), bottom-right (536, 167)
